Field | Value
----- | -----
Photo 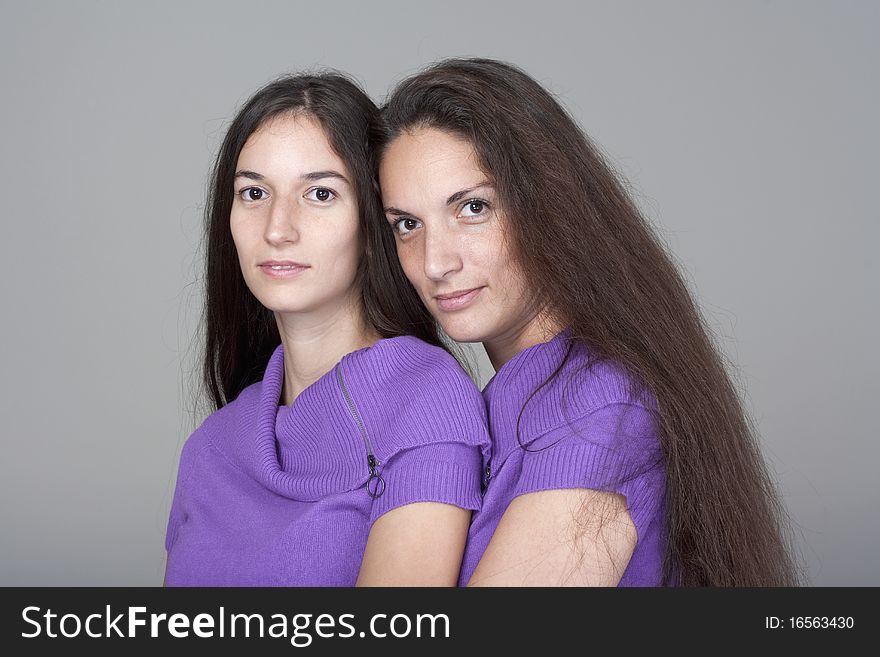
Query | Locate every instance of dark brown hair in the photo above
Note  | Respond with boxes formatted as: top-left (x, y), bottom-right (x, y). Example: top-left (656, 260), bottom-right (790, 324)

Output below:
top-left (201, 72), bottom-right (443, 410)
top-left (379, 58), bottom-right (802, 586)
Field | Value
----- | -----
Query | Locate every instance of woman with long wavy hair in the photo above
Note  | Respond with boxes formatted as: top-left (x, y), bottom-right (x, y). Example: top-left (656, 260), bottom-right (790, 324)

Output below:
top-left (378, 58), bottom-right (801, 586)
top-left (164, 72), bottom-right (489, 586)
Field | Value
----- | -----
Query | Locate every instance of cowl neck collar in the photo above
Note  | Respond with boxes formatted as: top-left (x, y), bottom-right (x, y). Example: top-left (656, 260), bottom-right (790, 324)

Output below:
top-left (482, 326), bottom-right (573, 397)
top-left (240, 341), bottom-right (393, 501)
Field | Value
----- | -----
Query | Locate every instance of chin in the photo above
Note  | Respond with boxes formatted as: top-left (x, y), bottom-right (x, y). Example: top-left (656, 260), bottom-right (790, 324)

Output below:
top-left (436, 316), bottom-right (491, 345)
top-left (253, 292), bottom-right (313, 315)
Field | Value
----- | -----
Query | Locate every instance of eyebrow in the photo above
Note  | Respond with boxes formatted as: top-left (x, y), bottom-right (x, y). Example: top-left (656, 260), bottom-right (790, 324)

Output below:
top-left (384, 180), bottom-right (494, 217)
top-left (233, 169), bottom-right (350, 184)
top-left (445, 181), bottom-right (493, 206)
top-left (234, 170), bottom-right (266, 181)
top-left (302, 170), bottom-right (349, 184)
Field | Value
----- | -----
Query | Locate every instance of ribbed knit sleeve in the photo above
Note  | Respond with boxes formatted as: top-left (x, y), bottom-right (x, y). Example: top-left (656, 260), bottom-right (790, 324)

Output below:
top-left (339, 336), bottom-right (490, 523)
top-left (514, 402), bottom-right (665, 541)
top-left (368, 441), bottom-right (484, 524)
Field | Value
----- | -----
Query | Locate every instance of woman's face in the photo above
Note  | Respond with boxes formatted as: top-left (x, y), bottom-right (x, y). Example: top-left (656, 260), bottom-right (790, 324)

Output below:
top-left (379, 127), bottom-right (538, 345)
top-left (230, 113), bottom-right (361, 318)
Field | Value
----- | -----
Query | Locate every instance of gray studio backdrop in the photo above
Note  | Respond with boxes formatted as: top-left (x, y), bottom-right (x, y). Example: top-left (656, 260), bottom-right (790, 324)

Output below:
top-left (1, 1), bottom-right (875, 585)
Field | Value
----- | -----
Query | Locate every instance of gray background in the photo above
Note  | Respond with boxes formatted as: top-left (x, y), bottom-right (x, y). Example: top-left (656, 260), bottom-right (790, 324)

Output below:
top-left (1, 1), bottom-right (875, 585)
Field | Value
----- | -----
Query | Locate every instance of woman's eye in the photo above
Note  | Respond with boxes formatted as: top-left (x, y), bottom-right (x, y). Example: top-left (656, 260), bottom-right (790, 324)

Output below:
top-left (304, 187), bottom-right (336, 202)
top-left (394, 217), bottom-right (421, 236)
top-left (239, 187), bottom-right (267, 202)
top-left (459, 199), bottom-right (487, 217)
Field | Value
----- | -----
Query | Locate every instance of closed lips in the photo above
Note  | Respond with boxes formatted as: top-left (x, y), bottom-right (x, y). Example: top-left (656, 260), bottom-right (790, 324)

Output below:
top-left (257, 261), bottom-right (309, 279)
top-left (259, 261), bottom-right (308, 268)
top-left (435, 287), bottom-right (481, 300)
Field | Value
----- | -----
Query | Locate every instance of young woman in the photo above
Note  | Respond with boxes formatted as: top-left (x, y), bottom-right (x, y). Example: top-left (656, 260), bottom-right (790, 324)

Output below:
top-left (164, 73), bottom-right (490, 586)
top-left (378, 58), bottom-right (801, 586)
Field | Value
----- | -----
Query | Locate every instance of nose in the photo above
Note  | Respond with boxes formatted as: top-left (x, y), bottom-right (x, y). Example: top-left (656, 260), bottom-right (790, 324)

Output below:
top-left (264, 196), bottom-right (300, 245)
top-left (422, 226), bottom-right (462, 281)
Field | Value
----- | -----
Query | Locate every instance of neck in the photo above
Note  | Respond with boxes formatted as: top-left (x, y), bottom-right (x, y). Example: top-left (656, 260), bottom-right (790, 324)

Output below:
top-left (483, 310), bottom-right (563, 371)
top-left (274, 293), bottom-right (382, 406)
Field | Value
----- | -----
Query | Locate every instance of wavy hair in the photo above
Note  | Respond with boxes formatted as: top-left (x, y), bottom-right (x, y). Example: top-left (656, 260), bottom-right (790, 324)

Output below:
top-left (379, 58), bottom-right (802, 586)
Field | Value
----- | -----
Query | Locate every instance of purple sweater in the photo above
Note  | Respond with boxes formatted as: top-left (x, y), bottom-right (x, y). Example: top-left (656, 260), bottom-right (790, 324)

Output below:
top-left (459, 329), bottom-right (668, 586)
top-left (165, 336), bottom-right (490, 586)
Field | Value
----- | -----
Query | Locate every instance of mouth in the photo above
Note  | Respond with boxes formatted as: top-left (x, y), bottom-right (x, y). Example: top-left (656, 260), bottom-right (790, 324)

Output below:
top-left (258, 260), bottom-right (310, 279)
top-left (433, 286), bottom-right (485, 312)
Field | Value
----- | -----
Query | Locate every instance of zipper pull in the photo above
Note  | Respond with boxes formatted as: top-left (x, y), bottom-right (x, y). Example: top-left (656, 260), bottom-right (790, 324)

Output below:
top-left (366, 454), bottom-right (385, 498)
top-left (482, 460), bottom-right (492, 492)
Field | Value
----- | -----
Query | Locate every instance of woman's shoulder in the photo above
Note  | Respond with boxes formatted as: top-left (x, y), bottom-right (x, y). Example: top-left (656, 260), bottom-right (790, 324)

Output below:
top-left (508, 346), bottom-right (663, 475)
top-left (343, 335), bottom-right (489, 457)
top-left (181, 379), bottom-right (264, 456)
top-left (366, 334), bottom-right (464, 365)
top-left (505, 339), bottom-right (659, 444)
top-left (557, 349), bottom-right (662, 451)
top-left (348, 334), bottom-right (479, 395)
top-left (564, 345), bottom-right (658, 412)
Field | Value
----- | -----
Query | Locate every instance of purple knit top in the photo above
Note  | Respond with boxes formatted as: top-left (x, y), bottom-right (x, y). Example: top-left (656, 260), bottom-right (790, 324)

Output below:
top-left (165, 336), bottom-right (490, 586)
top-left (459, 328), bottom-right (668, 586)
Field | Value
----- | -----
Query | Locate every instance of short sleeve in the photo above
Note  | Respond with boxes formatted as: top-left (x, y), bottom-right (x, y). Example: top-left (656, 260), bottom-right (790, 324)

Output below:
top-left (368, 441), bottom-right (484, 525)
top-left (514, 402), bottom-right (665, 537)
top-left (343, 336), bottom-right (492, 524)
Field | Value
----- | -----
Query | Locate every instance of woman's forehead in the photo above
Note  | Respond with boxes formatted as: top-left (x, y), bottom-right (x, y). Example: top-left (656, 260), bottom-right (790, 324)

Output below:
top-left (380, 129), bottom-right (490, 201)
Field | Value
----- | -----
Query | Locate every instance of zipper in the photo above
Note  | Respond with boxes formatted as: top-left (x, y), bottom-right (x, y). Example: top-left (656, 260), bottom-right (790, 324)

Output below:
top-left (335, 363), bottom-right (385, 498)
top-left (483, 409), bottom-right (493, 493)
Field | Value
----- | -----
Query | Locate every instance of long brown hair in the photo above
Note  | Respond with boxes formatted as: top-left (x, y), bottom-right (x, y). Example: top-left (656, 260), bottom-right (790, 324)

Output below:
top-left (201, 73), bottom-right (443, 410)
top-left (379, 58), bottom-right (802, 586)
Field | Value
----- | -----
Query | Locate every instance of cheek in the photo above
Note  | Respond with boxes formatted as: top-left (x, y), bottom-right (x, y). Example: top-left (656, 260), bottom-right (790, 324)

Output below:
top-left (483, 241), bottom-right (530, 302)
top-left (228, 219), bottom-right (252, 261)
top-left (465, 234), bottom-right (505, 282)
top-left (316, 212), bottom-right (362, 272)
top-left (395, 243), bottom-right (422, 285)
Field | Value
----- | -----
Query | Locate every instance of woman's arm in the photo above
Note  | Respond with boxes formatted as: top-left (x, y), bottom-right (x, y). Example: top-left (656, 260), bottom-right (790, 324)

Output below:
top-left (356, 502), bottom-right (471, 586)
top-left (467, 488), bottom-right (637, 586)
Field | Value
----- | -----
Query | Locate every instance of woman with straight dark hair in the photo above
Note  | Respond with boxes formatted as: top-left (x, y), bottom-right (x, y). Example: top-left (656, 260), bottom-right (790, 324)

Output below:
top-left (378, 58), bottom-right (801, 586)
top-left (164, 72), bottom-right (490, 586)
